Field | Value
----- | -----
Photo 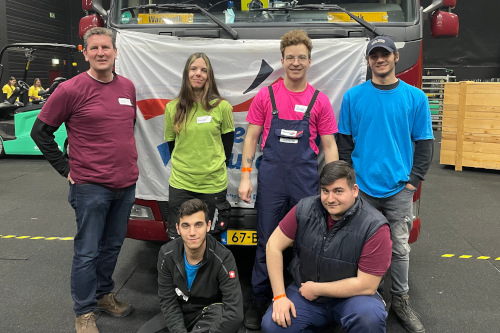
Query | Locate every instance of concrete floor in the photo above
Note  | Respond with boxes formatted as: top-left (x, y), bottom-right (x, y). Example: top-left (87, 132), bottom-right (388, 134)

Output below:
top-left (0, 131), bottom-right (499, 333)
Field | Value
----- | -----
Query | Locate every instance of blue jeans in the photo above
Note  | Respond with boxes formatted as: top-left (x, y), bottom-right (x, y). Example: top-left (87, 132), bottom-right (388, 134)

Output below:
top-left (261, 283), bottom-right (386, 333)
top-left (359, 187), bottom-right (415, 296)
top-left (68, 183), bottom-right (136, 316)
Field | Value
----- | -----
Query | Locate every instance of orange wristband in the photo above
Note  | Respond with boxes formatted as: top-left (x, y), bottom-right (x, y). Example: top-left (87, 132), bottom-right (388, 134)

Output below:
top-left (241, 167), bottom-right (253, 173)
top-left (273, 294), bottom-right (286, 302)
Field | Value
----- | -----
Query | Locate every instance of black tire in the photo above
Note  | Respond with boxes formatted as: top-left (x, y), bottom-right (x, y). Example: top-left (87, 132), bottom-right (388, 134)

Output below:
top-left (0, 138), bottom-right (5, 158)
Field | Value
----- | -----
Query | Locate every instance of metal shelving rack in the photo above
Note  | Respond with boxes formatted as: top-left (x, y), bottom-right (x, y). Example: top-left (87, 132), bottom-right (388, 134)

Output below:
top-left (422, 68), bottom-right (456, 131)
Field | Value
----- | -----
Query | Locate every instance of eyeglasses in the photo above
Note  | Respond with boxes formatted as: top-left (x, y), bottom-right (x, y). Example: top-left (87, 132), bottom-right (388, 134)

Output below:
top-left (284, 55), bottom-right (309, 63)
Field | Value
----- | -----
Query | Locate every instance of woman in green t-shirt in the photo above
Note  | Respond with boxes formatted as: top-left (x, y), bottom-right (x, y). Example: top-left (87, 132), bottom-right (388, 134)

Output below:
top-left (164, 52), bottom-right (235, 240)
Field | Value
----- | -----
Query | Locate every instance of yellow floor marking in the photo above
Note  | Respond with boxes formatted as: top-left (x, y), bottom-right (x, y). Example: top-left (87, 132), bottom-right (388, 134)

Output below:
top-left (441, 254), bottom-right (455, 257)
top-left (495, 257), bottom-right (500, 261)
top-left (477, 256), bottom-right (490, 260)
top-left (1, 234), bottom-right (74, 240)
top-left (459, 255), bottom-right (472, 258)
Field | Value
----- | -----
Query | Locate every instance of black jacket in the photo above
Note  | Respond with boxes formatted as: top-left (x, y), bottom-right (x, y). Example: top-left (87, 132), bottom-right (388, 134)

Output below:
top-left (157, 234), bottom-right (243, 333)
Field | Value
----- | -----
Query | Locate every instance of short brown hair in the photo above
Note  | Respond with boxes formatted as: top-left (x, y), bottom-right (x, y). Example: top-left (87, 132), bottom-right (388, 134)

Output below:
top-left (83, 27), bottom-right (116, 50)
top-left (320, 161), bottom-right (356, 189)
top-left (280, 30), bottom-right (313, 58)
top-left (178, 198), bottom-right (210, 224)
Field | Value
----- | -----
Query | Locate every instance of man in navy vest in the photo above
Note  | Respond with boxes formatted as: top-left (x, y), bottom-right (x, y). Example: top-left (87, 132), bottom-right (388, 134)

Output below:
top-left (262, 161), bottom-right (392, 333)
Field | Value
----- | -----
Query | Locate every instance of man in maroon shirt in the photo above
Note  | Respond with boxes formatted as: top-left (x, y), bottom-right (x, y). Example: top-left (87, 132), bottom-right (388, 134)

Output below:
top-left (31, 27), bottom-right (138, 333)
top-left (262, 161), bottom-right (392, 333)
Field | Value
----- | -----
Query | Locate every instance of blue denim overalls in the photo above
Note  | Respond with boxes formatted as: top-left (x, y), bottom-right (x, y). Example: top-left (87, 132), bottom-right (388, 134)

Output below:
top-left (251, 85), bottom-right (320, 302)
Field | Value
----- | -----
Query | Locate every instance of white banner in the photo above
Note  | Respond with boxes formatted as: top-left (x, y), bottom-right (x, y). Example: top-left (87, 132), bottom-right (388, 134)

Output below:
top-left (115, 30), bottom-right (367, 206)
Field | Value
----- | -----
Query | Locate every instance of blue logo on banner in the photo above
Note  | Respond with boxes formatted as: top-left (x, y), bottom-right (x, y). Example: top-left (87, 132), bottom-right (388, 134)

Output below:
top-left (157, 142), bottom-right (171, 166)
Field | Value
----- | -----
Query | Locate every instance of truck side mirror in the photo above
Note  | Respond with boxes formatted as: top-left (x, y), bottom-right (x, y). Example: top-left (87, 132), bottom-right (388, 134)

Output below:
top-left (430, 10), bottom-right (459, 38)
top-left (82, 0), bottom-right (93, 11)
top-left (79, 14), bottom-right (105, 38)
top-left (442, 0), bottom-right (456, 8)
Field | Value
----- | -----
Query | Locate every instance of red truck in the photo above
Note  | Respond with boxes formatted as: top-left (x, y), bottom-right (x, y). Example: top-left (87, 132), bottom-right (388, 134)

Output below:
top-left (79, 0), bottom-right (459, 244)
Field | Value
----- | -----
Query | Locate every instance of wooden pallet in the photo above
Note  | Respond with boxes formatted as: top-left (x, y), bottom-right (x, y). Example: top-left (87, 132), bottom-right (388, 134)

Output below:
top-left (440, 82), bottom-right (500, 171)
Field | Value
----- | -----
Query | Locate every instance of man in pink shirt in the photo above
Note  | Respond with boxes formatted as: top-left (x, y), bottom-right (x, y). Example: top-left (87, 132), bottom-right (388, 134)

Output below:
top-left (238, 29), bottom-right (339, 329)
top-left (263, 161), bottom-right (392, 332)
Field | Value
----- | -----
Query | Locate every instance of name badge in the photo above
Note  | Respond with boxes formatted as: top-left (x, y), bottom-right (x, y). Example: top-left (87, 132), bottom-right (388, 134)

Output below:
top-left (118, 98), bottom-right (132, 106)
top-left (280, 138), bottom-right (298, 144)
top-left (294, 104), bottom-right (307, 113)
top-left (197, 116), bottom-right (212, 124)
top-left (281, 129), bottom-right (297, 137)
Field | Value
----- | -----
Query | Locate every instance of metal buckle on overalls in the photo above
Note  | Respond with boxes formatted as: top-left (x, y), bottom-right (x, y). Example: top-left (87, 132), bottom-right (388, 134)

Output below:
top-left (272, 109), bottom-right (278, 115)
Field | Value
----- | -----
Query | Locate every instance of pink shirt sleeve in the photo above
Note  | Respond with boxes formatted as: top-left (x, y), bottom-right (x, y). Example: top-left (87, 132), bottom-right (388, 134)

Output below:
top-left (358, 224), bottom-right (392, 276)
top-left (278, 206), bottom-right (298, 240)
top-left (314, 92), bottom-right (338, 136)
top-left (246, 87), bottom-right (268, 126)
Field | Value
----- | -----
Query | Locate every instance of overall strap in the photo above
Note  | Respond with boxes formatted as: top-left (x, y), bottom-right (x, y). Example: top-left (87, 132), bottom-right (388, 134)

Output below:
top-left (268, 86), bottom-right (279, 117)
top-left (304, 89), bottom-right (320, 119)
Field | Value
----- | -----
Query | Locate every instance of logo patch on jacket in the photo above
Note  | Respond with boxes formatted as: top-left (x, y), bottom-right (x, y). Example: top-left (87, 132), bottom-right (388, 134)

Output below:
top-left (229, 271), bottom-right (236, 279)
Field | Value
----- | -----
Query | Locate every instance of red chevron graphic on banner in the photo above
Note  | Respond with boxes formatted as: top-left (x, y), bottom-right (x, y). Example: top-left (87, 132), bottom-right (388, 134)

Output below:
top-left (136, 78), bottom-right (283, 120)
top-left (137, 99), bottom-right (171, 120)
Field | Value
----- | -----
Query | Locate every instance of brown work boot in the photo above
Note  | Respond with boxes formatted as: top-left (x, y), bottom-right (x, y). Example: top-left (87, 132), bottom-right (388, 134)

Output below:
top-left (75, 312), bottom-right (99, 333)
top-left (97, 292), bottom-right (133, 318)
top-left (392, 294), bottom-right (426, 333)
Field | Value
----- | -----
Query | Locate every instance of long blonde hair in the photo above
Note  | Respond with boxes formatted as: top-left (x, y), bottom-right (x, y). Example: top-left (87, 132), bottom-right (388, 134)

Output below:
top-left (174, 52), bottom-right (223, 133)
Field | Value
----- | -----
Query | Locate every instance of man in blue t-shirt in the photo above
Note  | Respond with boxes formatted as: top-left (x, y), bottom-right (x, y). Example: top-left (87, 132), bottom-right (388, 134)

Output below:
top-left (337, 36), bottom-right (433, 333)
top-left (138, 199), bottom-right (243, 333)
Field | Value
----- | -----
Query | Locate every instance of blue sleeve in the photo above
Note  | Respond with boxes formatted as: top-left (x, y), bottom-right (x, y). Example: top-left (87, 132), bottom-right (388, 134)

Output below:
top-left (411, 89), bottom-right (434, 141)
top-left (338, 91), bottom-right (352, 136)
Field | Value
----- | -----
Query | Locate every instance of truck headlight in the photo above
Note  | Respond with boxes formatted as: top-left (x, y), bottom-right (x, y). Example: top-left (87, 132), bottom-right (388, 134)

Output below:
top-left (130, 204), bottom-right (154, 220)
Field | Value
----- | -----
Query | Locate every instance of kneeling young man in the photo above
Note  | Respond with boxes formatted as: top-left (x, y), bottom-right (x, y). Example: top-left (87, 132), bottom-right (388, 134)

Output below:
top-left (138, 199), bottom-right (243, 333)
top-left (263, 161), bottom-right (392, 332)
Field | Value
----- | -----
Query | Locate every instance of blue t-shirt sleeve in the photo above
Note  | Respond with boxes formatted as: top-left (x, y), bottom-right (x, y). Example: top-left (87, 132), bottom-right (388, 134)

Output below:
top-left (338, 91), bottom-right (352, 136)
top-left (411, 89), bottom-right (434, 141)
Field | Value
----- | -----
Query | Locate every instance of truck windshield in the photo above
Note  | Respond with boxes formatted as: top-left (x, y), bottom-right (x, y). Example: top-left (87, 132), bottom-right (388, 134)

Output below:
top-left (112, 0), bottom-right (416, 26)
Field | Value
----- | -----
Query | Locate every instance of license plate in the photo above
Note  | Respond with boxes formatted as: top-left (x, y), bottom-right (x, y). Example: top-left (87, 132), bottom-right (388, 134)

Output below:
top-left (221, 230), bottom-right (257, 245)
top-left (328, 12), bottom-right (388, 23)
top-left (138, 13), bottom-right (194, 24)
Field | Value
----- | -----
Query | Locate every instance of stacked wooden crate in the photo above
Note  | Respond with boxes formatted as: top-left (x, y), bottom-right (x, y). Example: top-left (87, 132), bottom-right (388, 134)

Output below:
top-left (440, 82), bottom-right (500, 171)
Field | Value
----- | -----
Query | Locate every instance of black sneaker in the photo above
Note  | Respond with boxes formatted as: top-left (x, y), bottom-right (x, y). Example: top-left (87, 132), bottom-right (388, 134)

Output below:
top-left (244, 301), bottom-right (267, 330)
top-left (391, 294), bottom-right (426, 333)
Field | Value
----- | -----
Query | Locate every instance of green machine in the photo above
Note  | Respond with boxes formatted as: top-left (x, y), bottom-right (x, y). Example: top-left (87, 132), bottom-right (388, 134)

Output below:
top-left (0, 43), bottom-right (76, 157)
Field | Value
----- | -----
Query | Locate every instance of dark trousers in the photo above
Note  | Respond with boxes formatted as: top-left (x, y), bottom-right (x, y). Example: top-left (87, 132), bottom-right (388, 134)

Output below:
top-left (167, 185), bottom-right (227, 236)
top-left (251, 160), bottom-right (318, 303)
top-left (68, 183), bottom-right (136, 316)
top-left (261, 283), bottom-right (387, 333)
top-left (137, 303), bottom-right (225, 333)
